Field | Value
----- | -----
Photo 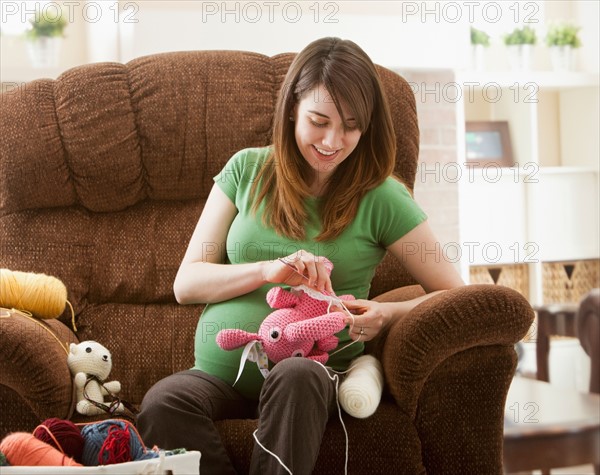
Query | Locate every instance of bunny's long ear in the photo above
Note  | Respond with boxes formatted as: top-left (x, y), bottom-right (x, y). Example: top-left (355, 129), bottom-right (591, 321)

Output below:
top-left (216, 329), bottom-right (259, 351)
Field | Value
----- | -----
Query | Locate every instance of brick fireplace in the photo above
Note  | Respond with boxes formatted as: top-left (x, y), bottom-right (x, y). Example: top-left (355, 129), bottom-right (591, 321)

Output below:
top-left (396, 69), bottom-right (462, 274)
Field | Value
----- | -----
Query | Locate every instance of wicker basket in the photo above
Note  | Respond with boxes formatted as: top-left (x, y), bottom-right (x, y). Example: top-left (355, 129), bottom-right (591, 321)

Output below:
top-left (469, 264), bottom-right (530, 300)
top-left (542, 259), bottom-right (600, 304)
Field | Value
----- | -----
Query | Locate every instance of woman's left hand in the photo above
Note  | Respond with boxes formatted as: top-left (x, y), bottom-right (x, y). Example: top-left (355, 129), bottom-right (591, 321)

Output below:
top-left (341, 299), bottom-right (393, 342)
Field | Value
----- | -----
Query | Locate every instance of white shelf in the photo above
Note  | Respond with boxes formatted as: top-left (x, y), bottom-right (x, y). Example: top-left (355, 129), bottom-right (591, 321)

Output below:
top-left (464, 165), bottom-right (598, 176)
top-left (459, 67), bottom-right (599, 305)
top-left (536, 166), bottom-right (599, 174)
top-left (456, 71), bottom-right (600, 90)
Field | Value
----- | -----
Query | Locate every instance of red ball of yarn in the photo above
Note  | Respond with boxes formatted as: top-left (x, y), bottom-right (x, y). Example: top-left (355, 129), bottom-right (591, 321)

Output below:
top-left (33, 418), bottom-right (84, 464)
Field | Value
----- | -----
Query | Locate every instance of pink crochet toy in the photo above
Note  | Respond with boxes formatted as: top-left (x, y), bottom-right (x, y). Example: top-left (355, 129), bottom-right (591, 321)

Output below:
top-left (216, 260), bottom-right (353, 365)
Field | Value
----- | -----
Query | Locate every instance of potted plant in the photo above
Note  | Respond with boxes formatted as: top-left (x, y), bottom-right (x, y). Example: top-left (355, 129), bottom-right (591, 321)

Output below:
top-left (25, 8), bottom-right (67, 68)
top-left (545, 22), bottom-right (582, 72)
top-left (503, 26), bottom-right (537, 71)
top-left (470, 27), bottom-right (490, 71)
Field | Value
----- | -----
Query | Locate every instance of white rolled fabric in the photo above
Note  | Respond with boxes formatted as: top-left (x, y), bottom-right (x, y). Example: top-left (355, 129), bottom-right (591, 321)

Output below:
top-left (339, 354), bottom-right (384, 418)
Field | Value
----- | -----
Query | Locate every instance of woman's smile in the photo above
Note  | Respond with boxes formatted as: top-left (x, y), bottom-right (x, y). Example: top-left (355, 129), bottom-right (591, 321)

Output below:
top-left (312, 145), bottom-right (341, 161)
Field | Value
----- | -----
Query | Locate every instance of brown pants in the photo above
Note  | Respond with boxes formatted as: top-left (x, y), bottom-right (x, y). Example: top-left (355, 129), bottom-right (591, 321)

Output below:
top-left (138, 358), bottom-right (338, 475)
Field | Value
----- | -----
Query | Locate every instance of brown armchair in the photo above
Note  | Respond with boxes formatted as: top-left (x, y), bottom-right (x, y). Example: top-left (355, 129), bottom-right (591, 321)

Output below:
top-left (0, 51), bottom-right (534, 474)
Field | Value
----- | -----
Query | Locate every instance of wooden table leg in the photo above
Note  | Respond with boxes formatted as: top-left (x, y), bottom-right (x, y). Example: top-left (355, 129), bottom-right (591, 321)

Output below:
top-left (535, 306), bottom-right (577, 383)
top-left (536, 322), bottom-right (550, 382)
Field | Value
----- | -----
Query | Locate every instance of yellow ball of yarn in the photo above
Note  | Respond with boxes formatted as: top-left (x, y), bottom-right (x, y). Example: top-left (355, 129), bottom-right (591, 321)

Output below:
top-left (0, 268), bottom-right (67, 319)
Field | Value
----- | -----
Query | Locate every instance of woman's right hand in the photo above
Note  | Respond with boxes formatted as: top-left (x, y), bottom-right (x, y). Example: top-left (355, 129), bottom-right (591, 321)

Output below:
top-left (262, 250), bottom-right (334, 294)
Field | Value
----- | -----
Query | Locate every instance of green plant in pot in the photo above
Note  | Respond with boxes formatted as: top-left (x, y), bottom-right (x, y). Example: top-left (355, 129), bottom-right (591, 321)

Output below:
top-left (545, 22), bottom-right (582, 72)
top-left (25, 8), bottom-right (67, 68)
top-left (471, 27), bottom-right (491, 47)
top-left (503, 25), bottom-right (537, 46)
top-left (503, 26), bottom-right (537, 71)
top-left (470, 27), bottom-right (491, 71)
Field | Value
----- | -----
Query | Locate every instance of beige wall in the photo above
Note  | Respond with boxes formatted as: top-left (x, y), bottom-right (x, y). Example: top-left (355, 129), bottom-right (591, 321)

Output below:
top-left (2, 1), bottom-right (598, 73)
top-left (112, 1), bottom-right (469, 69)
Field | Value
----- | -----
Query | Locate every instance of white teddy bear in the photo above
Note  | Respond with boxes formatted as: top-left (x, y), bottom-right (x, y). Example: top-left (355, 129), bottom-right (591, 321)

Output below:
top-left (67, 340), bottom-right (125, 416)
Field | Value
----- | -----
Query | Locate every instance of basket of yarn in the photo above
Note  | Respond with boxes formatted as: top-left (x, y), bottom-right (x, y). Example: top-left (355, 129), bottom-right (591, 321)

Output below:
top-left (0, 418), bottom-right (157, 468)
top-left (0, 268), bottom-right (77, 331)
top-left (0, 418), bottom-right (201, 474)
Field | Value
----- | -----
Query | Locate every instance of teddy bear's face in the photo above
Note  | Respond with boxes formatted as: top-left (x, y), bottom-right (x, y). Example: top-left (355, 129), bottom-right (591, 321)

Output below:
top-left (67, 341), bottom-right (113, 381)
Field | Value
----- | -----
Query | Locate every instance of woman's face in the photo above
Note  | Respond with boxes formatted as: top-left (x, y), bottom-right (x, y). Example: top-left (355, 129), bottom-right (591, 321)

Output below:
top-left (293, 84), bottom-right (362, 184)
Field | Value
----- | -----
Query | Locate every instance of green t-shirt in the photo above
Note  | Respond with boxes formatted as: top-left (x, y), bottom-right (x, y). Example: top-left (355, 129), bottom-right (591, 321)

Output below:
top-left (193, 146), bottom-right (427, 399)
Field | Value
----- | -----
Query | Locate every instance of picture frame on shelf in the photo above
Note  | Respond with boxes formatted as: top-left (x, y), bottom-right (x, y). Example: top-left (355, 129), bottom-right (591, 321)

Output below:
top-left (465, 121), bottom-right (514, 167)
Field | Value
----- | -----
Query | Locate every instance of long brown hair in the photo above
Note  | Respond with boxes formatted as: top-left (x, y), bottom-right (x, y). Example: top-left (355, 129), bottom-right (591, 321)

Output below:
top-left (252, 37), bottom-right (397, 241)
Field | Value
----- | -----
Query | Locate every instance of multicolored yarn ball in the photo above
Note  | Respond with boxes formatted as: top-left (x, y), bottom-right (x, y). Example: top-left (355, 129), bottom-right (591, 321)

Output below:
top-left (0, 432), bottom-right (82, 466)
top-left (81, 420), bottom-right (158, 466)
top-left (33, 418), bottom-right (84, 463)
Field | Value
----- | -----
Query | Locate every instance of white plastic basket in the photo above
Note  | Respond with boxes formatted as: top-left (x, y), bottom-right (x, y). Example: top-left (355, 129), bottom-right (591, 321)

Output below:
top-left (0, 450), bottom-right (200, 474)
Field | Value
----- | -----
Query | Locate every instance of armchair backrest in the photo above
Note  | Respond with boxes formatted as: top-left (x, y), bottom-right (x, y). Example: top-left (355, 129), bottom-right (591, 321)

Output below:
top-left (0, 50), bottom-right (419, 323)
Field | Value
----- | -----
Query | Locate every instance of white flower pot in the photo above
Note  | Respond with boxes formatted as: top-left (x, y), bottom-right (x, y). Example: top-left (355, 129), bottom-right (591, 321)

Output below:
top-left (506, 44), bottom-right (534, 71)
top-left (550, 45), bottom-right (574, 72)
top-left (471, 44), bottom-right (486, 71)
top-left (26, 37), bottom-right (62, 68)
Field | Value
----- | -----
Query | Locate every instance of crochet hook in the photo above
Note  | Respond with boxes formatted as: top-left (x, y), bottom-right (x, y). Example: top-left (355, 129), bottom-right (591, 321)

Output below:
top-left (277, 257), bottom-right (336, 297)
top-left (277, 257), bottom-right (311, 283)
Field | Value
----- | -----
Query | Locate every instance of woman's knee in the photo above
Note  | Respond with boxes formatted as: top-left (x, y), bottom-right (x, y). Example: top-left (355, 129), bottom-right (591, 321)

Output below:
top-left (261, 358), bottom-right (334, 402)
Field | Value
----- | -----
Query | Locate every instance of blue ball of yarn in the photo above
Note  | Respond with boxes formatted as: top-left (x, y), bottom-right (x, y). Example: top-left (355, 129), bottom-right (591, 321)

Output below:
top-left (81, 420), bottom-right (158, 466)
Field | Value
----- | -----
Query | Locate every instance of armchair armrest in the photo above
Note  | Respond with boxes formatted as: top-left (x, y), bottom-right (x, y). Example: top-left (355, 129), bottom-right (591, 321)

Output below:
top-left (378, 284), bottom-right (534, 416)
top-left (0, 309), bottom-right (79, 423)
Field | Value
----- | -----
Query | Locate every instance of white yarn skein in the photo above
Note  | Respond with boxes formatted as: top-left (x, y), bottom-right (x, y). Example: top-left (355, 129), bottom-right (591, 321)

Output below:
top-left (339, 354), bottom-right (384, 418)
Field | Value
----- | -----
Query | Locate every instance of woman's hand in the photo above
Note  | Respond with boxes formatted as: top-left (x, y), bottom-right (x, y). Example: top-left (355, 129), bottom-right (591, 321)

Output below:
top-left (342, 299), bottom-right (394, 342)
top-left (261, 250), bottom-right (334, 294)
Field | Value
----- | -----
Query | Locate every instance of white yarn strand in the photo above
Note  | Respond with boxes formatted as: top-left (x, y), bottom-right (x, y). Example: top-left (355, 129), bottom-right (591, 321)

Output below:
top-left (315, 361), bottom-right (349, 475)
top-left (252, 429), bottom-right (293, 475)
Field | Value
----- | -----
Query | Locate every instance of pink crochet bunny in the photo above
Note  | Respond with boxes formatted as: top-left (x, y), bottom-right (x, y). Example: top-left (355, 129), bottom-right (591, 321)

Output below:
top-left (216, 259), bottom-right (353, 365)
